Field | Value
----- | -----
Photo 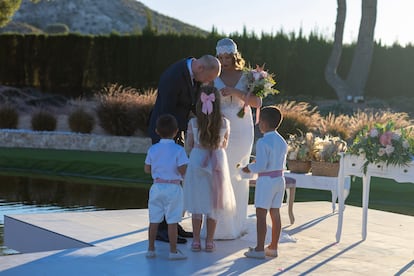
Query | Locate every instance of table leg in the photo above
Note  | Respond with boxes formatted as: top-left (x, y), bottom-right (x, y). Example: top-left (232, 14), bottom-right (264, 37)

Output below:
top-left (287, 187), bottom-right (296, 224)
top-left (362, 174), bottom-right (371, 240)
top-left (331, 189), bottom-right (337, 213)
top-left (336, 159), bottom-right (345, 243)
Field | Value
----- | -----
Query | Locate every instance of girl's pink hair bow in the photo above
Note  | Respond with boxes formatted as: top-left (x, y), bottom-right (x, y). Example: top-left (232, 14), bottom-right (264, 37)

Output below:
top-left (200, 92), bottom-right (215, 115)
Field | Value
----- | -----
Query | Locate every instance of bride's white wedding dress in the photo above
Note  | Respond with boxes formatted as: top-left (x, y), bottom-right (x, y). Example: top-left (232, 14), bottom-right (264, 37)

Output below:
top-left (212, 73), bottom-right (254, 239)
top-left (201, 73), bottom-right (296, 244)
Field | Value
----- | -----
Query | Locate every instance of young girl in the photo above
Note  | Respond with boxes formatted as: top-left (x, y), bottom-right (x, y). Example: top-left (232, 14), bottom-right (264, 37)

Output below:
top-left (183, 86), bottom-right (236, 252)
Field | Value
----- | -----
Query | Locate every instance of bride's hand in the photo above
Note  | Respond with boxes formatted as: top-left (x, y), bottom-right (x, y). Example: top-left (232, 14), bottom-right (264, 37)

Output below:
top-left (220, 87), bottom-right (234, 97)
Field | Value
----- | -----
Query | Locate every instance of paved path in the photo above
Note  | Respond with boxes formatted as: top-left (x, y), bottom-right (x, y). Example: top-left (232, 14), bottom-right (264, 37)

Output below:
top-left (1, 202), bottom-right (413, 275)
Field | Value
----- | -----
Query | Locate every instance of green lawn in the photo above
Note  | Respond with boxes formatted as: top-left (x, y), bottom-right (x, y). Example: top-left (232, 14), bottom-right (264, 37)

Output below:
top-left (1, 147), bottom-right (413, 216)
top-left (0, 147), bottom-right (152, 187)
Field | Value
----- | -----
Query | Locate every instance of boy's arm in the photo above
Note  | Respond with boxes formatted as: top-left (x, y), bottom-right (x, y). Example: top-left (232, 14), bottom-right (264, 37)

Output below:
top-left (246, 139), bottom-right (267, 173)
top-left (144, 164), bottom-right (151, 174)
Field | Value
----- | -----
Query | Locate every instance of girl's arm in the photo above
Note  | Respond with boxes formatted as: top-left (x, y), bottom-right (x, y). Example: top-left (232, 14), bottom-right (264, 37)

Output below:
top-left (178, 164), bottom-right (187, 177)
top-left (222, 118), bottom-right (230, 149)
top-left (185, 121), bottom-right (194, 152)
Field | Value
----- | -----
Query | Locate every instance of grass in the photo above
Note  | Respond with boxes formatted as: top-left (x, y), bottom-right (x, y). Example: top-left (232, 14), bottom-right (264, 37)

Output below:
top-left (1, 147), bottom-right (413, 216)
top-left (0, 147), bottom-right (152, 188)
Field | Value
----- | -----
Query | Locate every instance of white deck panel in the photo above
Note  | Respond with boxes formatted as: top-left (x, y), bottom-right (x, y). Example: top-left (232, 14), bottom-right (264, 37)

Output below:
top-left (1, 202), bottom-right (414, 276)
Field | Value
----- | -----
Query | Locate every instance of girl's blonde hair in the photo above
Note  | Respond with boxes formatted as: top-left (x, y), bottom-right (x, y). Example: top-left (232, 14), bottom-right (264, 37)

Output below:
top-left (196, 86), bottom-right (222, 149)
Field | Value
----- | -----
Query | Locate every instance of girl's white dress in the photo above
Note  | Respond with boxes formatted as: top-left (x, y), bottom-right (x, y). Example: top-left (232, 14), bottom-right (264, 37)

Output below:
top-left (183, 118), bottom-right (236, 219)
top-left (213, 73), bottom-right (254, 239)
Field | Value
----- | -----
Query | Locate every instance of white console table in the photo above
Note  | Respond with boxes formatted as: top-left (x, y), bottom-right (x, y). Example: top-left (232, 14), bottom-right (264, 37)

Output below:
top-left (284, 172), bottom-right (351, 213)
top-left (336, 154), bottom-right (414, 242)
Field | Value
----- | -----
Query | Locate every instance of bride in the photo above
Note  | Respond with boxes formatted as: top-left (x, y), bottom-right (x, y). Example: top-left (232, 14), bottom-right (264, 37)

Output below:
top-left (212, 38), bottom-right (262, 239)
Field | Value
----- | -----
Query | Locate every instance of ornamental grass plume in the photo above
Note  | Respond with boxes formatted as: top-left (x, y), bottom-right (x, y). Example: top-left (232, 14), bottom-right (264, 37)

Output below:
top-left (275, 101), bottom-right (320, 139)
top-left (348, 109), bottom-right (413, 141)
top-left (317, 112), bottom-right (352, 142)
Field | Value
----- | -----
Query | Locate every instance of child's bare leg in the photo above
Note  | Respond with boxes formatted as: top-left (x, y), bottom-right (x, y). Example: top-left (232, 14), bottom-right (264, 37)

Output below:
top-left (255, 207), bottom-right (268, 251)
top-left (206, 217), bottom-right (217, 243)
top-left (268, 208), bottom-right (281, 250)
top-left (192, 214), bottom-right (202, 243)
top-left (148, 223), bottom-right (159, 251)
top-left (168, 222), bottom-right (178, 253)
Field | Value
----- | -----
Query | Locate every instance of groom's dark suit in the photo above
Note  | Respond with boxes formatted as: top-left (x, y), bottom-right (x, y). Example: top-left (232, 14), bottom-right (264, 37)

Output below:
top-left (148, 57), bottom-right (200, 145)
top-left (148, 58), bottom-right (199, 243)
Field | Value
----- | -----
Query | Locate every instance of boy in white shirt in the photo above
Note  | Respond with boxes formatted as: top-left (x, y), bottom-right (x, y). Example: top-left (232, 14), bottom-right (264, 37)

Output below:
top-left (144, 114), bottom-right (189, 260)
top-left (242, 106), bottom-right (288, 259)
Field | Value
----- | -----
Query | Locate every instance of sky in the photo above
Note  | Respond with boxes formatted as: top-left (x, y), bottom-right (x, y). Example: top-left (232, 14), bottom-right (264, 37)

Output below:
top-left (138, 0), bottom-right (414, 47)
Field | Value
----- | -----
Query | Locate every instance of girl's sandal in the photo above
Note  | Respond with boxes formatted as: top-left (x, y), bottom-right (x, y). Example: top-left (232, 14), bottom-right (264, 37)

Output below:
top-left (191, 241), bottom-right (201, 252)
top-left (205, 241), bottom-right (216, 252)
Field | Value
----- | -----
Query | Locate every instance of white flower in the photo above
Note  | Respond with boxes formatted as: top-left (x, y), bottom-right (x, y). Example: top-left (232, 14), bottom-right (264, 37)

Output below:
top-left (385, 145), bottom-right (395, 155)
top-left (403, 140), bottom-right (410, 149)
top-left (392, 132), bottom-right (401, 140)
top-left (369, 128), bottom-right (379, 137)
top-left (377, 147), bottom-right (386, 156)
top-left (288, 151), bottom-right (298, 160)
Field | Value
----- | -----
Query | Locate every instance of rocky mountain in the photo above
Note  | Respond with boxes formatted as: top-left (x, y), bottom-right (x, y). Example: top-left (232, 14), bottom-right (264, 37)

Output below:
top-left (0, 0), bottom-right (208, 36)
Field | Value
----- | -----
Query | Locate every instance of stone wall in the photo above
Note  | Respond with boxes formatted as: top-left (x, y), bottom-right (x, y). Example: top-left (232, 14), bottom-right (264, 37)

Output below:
top-left (0, 130), bottom-right (152, 153)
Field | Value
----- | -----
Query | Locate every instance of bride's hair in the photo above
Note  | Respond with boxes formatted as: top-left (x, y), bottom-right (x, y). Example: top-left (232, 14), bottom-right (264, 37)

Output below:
top-left (195, 86), bottom-right (223, 150)
top-left (233, 52), bottom-right (246, 70)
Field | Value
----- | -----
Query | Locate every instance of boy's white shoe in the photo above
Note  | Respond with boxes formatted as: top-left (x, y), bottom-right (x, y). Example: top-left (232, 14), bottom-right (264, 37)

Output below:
top-left (146, 250), bottom-right (156, 258)
top-left (244, 247), bottom-right (265, 259)
top-left (168, 249), bottom-right (187, 260)
top-left (265, 247), bottom-right (278, 257)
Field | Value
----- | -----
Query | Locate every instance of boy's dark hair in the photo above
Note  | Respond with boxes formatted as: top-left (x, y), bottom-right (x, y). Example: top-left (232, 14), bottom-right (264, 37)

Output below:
top-left (260, 106), bottom-right (283, 129)
top-left (156, 114), bottom-right (178, 138)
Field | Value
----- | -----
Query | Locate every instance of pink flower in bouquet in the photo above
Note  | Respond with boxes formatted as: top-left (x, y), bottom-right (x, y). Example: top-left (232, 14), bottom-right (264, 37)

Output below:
top-left (237, 64), bottom-right (279, 118)
top-left (379, 131), bottom-right (393, 146)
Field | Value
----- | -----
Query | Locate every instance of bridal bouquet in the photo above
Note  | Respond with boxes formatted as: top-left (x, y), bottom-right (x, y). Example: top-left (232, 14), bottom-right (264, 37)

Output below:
top-left (237, 64), bottom-right (279, 118)
top-left (348, 122), bottom-right (414, 174)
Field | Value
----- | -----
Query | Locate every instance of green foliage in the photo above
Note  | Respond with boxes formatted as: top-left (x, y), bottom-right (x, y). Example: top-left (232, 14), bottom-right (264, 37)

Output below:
top-left (0, 32), bottom-right (413, 100)
top-left (0, 104), bottom-right (19, 129)
top-left (68, 108), bottom-right (95, 134)
top-left (0, 0), bottom-right (22, 27)
top-left (31, 110), bottom-right (57, 131)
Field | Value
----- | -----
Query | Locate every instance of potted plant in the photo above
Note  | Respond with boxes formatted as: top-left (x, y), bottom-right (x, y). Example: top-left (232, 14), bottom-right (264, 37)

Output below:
top-left (311, 135), bottom-right (347, 177)
top-left (286, 131), bottom-right (314, 173)
top-left (348, 121), bottom-right (414, 174)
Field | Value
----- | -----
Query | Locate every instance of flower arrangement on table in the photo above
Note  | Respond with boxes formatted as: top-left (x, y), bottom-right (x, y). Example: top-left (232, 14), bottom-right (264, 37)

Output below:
top-left (348, 121), bottom-right (414, 174)
top-left (312, 135), bottom-right (348, 163)
top-left (311, 135), bottom-right (348, 177)
top-left (286, 131), bottom-right (315, 173)
top-left (287, 131), bottom-right (315, 161)
top-left (237, 64), bottom-right (279, 118)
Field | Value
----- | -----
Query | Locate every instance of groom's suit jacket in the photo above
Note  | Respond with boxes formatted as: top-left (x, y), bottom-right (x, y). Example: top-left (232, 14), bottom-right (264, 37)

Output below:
top-left (148, 57), bottom-right (200, 144)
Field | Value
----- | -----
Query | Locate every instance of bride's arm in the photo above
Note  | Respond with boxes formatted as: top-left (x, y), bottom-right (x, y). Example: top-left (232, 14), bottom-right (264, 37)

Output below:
top-left (220, 87), bottom-right (262, 108)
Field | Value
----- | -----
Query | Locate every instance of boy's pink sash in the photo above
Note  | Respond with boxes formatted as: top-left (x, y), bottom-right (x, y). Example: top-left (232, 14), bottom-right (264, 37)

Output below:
top-left (258, 170), bottom-right (283, 178)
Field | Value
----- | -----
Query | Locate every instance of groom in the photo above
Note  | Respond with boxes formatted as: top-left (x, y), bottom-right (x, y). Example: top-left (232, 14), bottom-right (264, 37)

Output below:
top-left (148, 55), bottom-right (221, 243)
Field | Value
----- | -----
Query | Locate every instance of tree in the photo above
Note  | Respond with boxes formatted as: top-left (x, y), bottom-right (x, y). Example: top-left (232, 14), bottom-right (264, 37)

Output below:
top-left (0, 0), bottom-right (22, 27)
top-left (0, 0), bottom-right (41, 28)
top-left (325, 0), bottom-right (377, 101)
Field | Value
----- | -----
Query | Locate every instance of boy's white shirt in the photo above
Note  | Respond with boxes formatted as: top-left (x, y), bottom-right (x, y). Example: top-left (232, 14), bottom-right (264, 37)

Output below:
top-left (145, 139), bottom-right (189, 180)
top-left (248, 131), bottom-right (287, 174)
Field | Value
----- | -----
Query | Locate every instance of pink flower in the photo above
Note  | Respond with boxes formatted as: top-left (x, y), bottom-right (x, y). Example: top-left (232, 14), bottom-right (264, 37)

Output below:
top-left (379, 131), bottom-right (393, 146)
